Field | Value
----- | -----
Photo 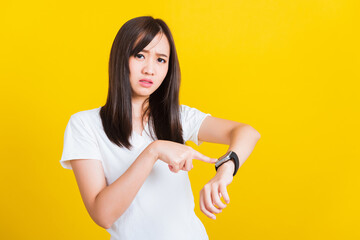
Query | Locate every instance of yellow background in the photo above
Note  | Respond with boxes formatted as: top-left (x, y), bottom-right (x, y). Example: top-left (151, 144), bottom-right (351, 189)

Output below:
top-left (1, 0), bottom-right (359, 239)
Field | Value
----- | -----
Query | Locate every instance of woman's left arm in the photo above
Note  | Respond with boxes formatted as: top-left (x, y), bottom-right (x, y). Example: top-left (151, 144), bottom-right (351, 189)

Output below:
top-left (197, 116), bottom-right (261, 220)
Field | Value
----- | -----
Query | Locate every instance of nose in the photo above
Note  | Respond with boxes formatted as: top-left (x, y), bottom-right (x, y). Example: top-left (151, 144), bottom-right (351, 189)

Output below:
top-left (142, 59), bottom-right (155, 76)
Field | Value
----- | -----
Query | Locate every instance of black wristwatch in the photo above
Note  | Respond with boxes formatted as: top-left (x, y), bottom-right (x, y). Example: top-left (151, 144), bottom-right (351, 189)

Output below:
top-left (215, 151), bottom-right (240, 176)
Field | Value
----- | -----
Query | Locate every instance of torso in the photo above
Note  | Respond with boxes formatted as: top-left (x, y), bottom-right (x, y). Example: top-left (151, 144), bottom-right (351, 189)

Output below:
top-left (60, 105), bottom-right (210, 239)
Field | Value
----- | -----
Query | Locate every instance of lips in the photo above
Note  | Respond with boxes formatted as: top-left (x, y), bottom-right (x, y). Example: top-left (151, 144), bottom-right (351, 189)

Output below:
top-left (139, 79), bottom-right (153, 84)
top-left (139, 79), bottom-right (153, 88)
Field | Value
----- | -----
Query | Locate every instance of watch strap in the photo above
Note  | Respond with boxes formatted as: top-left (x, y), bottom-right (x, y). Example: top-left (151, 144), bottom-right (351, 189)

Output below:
top-left (215, 151), bottom-right (240, 176)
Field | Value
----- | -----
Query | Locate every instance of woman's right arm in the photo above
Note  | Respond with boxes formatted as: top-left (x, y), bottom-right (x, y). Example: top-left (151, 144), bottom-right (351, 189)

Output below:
top-left (70, 140), bottom-right (216, 229)
top-left (70, 141), bottom-right (159, 229)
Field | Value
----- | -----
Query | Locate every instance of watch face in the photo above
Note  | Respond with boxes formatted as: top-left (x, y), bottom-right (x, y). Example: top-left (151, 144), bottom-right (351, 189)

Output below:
top-left (219, 151), bottom-right (232, 161)
top-left (215, 151), bottom-right (239, 177)
top-left (216, 151), bottom-right (232, 168)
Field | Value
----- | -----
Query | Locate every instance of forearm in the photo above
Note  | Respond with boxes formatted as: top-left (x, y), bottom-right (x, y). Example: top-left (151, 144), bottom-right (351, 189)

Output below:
top-left (217, 125), bottom-right (261, 174)
top-left (199, 125), bottom-right (260, 219)
top-left (94, 141), bottom-right (159, 229)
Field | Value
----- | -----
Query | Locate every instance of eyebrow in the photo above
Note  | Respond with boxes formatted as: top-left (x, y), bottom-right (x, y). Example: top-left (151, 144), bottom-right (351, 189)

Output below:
top-left (141, 49), bottom-right (168, 58)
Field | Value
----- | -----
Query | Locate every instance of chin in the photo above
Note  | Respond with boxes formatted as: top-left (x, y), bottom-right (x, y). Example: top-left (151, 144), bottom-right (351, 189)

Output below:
top-left (133, 91), bottom-right (152, 98)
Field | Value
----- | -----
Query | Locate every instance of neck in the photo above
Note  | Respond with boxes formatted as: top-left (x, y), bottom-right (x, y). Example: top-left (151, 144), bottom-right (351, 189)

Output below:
top-left (131, 97), bottom-right (149, 119)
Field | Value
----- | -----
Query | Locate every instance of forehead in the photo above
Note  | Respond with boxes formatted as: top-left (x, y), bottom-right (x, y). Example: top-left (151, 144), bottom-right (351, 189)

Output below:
top-left (142, 33), bottom-right (170, 56)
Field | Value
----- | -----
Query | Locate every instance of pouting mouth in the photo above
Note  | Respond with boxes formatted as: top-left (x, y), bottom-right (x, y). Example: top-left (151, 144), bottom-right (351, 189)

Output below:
top-left (140, 79), bottom-right (153, 84)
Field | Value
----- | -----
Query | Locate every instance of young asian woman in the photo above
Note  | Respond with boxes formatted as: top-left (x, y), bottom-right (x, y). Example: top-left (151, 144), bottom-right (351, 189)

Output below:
top-left (60, 16), bottom-right (260, 240)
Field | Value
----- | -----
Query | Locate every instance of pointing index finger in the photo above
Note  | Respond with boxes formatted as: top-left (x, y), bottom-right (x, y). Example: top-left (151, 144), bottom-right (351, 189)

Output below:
top-left (192, 150), bottom-right (217, 164)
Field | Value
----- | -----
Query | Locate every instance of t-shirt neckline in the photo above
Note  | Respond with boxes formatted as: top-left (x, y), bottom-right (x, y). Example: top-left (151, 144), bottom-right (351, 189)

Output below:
top-left (133, 121), bottom-right (149, 137)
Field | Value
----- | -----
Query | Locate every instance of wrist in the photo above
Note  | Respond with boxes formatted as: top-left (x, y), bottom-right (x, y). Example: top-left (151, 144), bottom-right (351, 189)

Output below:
top-left (147, 141), bottom-right (160, 164)
top-left (215, 150), bottom-right (240, 177)
top-left (216, 161), bottom-right (235, 176)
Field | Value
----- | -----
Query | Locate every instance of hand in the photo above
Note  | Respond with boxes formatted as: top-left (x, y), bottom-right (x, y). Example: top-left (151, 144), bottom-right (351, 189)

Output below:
top-left (151, 140), bottom-right (217, 173)
top-left (199, 161), bottom-right (234, 220)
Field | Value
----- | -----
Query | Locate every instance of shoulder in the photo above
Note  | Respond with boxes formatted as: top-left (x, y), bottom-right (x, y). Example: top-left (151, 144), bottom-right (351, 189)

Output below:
top-left (179, 104), bottom-right (187, 114)
top-left (179, 104), bottom-right (210, 117)
top-left (179, 104), bottom-right (211, 124)
top-left (179, 104), bottom-right (211, 145)
top-left (70, 107), bottom-right (102, 123)
top-left (66, 107), bottom-right (103, 132)
top-left (63, 107), bottom-right (103, 138)
top-left (179, 104), bottom-right (197, 115)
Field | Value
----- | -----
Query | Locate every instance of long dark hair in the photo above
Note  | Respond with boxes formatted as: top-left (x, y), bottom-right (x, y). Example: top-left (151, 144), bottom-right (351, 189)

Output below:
top-left (100, 16), bottom-right (184, 150)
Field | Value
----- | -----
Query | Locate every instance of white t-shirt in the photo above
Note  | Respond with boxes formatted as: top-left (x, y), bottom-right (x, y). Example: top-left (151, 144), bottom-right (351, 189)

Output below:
top-left (60, 104), bottom-right (211, 240)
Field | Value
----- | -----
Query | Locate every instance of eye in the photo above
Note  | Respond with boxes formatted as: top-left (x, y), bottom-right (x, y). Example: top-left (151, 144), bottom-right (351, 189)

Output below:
top-left (135, 53), bottom-right (144, 59)
top-left (158, 58), bottom-right (166, 63)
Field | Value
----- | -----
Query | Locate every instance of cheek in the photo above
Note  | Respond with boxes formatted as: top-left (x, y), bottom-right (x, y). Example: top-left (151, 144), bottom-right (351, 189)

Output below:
top-left (162, 65), bottom-right (169, 78)
top-left (128, 58), bottom-right (139, 75)
top-left (157, 71), bottom-right (168, 85)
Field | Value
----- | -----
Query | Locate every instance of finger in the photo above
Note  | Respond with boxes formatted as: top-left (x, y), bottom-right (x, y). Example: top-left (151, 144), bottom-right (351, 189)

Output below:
top-left (200, 192), bottom-right (216, 220)
top-left (183, 159), bottom-right (193, 171)
top-left (170, 163), bottom-right (180, 173)
top-left (219, 183), bottom-right (230, 204)
top-left (180, 160), bottom-right (187, 171)
top-left (192, 150), bottom-right (217, 164)
top-left (203, 186), bottom-right (222, 214)
top-left (168, 165), bottom-right (175, 172)
top-left (211, 184), bottom-right (227, 209)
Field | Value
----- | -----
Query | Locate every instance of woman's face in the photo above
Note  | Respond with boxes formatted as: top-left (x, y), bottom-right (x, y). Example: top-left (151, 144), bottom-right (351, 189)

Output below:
top-left (129, 32), bottom-right (170, 101)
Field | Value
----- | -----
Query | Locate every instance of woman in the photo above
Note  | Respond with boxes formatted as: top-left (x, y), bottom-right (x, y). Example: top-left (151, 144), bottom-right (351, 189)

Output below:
top-left (60, 16), bottom-right (260, 240)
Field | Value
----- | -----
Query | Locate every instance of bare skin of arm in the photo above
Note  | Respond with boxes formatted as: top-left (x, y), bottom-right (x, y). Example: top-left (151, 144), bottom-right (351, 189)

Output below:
top-left (70, 140), bottom-right (216, 229)
top-left (70, 142), bottom-right (158, 229)
top-left (197, 116), bottom-right (261, 219)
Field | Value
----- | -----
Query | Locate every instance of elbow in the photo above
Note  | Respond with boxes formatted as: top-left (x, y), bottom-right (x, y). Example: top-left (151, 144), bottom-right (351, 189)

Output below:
top-left (255, 130), bottom-right (261, 140)
top-left (92, 193), bottom-right (129, 230)
top-left (232, 125), bottom-right (261, 141)
top-left (91, 207), bottom-right (115, 230)
top-left (91, 214), bottom-right (112, 229)
top-left (94, 216), bottom-right (115, 230)
top-left (101, 223), bottom-right (112, 230)
top-left (97, 217), bottom-right (112, 230)
top-left (95, 211), bottom-right (121, 230)
top-left (91, 194), bottom-right (118, 229)
top-left (248, 125), bottom-right (261, 140)
top-left (93, 205), bottom-right (126, 230)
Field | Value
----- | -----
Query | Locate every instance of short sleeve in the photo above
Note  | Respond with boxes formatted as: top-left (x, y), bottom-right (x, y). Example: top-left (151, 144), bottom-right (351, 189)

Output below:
top-left (180, 105), bottom-right (211, 146)
top-left (59, 114), bottom-right (103, 170)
